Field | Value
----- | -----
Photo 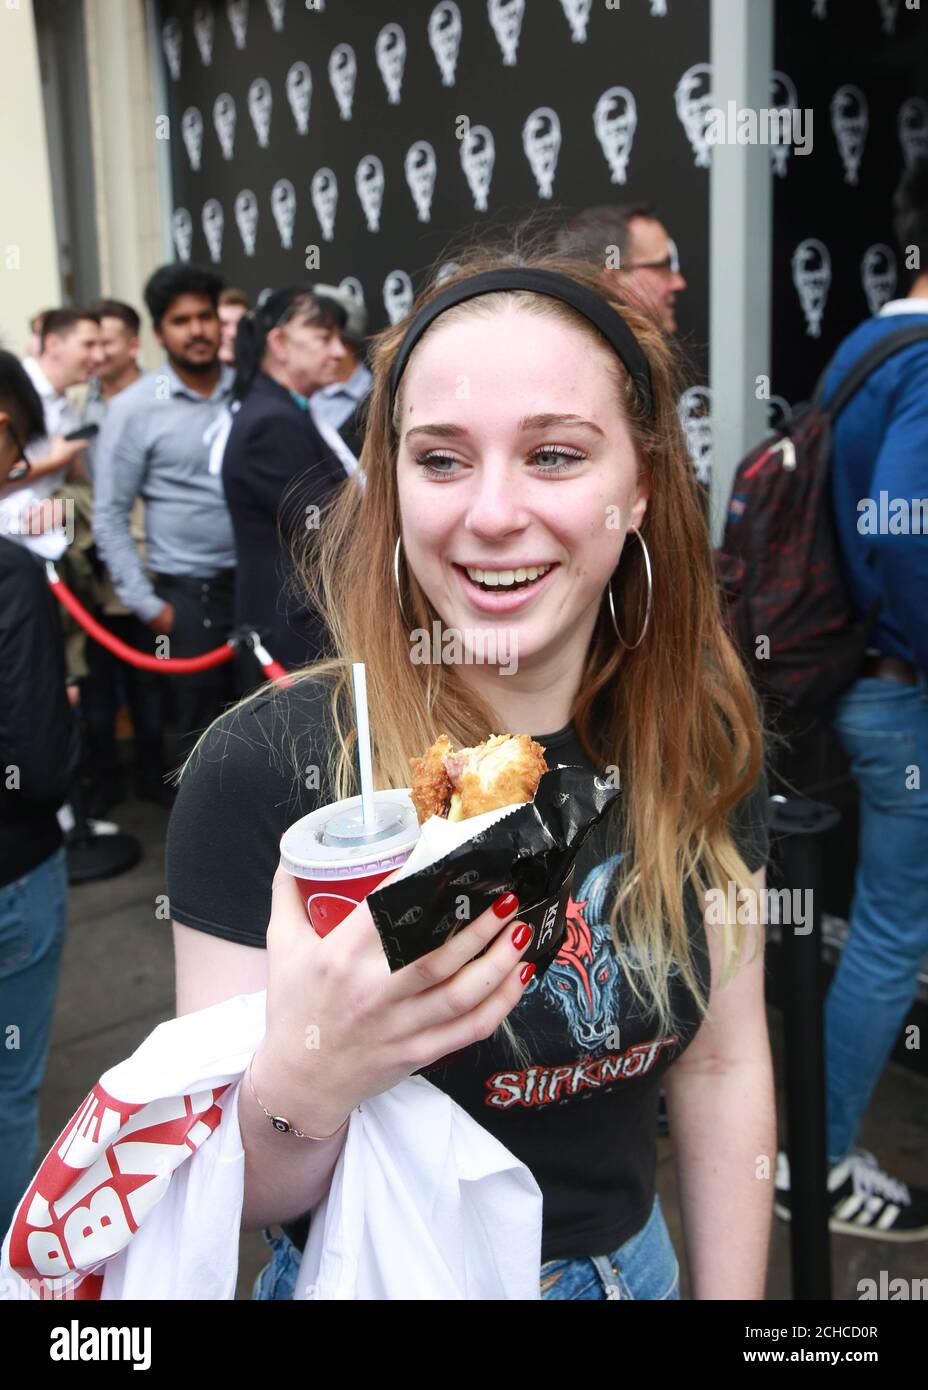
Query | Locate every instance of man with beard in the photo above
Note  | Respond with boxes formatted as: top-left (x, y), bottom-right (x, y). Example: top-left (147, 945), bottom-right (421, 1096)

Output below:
top-left (93, 265), bottom-right (237, 762)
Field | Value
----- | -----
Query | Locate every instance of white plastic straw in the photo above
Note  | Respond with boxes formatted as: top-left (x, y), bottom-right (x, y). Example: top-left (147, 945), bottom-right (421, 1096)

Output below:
top-left (351, 662), bottom-right (376, 828)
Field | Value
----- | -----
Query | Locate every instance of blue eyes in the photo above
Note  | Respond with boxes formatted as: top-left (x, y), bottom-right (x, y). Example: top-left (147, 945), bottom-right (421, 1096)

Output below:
top-left (413, 446), bottom-right (586, 480)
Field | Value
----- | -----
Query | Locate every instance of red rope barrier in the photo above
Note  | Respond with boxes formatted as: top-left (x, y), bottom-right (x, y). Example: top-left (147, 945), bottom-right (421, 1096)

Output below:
top-left (46, 564), bottom-right (294, 686)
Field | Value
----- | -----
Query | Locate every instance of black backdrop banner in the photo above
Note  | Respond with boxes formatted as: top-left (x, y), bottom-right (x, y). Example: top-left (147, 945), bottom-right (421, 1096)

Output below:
top-left (772, 0), bottom-right (928, 419)
top-left (155, 0), bottom-right (928, 476)
top-left (156, 0), bottom-right (710, 364)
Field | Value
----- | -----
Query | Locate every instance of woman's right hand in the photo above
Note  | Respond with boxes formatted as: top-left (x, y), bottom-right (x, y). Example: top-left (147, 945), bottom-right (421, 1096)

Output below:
top-left (253, 864), bottom-right (534, 1136)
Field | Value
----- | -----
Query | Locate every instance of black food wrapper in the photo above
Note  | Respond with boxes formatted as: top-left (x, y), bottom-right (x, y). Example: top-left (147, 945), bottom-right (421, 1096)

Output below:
top-left (368, 766), bottom-right (621, 979)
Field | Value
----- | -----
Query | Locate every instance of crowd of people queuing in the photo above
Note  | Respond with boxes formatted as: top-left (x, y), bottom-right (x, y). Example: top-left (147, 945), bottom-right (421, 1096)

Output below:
top-left (1, 164), bottom-right (926, 1296)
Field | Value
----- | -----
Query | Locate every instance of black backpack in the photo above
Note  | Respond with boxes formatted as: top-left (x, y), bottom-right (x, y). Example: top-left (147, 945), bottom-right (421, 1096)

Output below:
top-left (716, 322), bottom-right (928, 714)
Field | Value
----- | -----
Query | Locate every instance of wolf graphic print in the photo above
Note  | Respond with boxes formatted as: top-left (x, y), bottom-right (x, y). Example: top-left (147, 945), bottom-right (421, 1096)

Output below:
top-left (484, 854), bottom-right (683, 1112)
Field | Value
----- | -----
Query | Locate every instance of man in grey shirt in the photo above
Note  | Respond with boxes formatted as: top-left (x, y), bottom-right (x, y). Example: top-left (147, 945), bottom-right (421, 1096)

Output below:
top-left (93, 264), bottom-right (237, 762)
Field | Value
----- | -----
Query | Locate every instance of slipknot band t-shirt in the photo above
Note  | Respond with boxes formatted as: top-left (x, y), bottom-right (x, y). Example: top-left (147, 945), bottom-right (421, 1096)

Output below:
top-left (166, 679), bottom-right (769, 1263)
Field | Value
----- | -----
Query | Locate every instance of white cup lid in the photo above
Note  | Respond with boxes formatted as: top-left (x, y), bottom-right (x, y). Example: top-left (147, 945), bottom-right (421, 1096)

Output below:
top-left (280, 789), bottom-right (419, 876)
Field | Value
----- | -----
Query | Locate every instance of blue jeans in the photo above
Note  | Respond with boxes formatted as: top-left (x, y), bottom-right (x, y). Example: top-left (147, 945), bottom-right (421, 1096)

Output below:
top-left (0, 847), bottom-right (68, 1238)
top-left (826, 673), bottom-right (928, 1165)
top-left (251, 1194), bottom-right (680, 1301)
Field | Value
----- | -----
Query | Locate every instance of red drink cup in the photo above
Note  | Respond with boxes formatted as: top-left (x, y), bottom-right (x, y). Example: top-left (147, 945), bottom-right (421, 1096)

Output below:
top-left (280, 790), bottom-right (420, 937)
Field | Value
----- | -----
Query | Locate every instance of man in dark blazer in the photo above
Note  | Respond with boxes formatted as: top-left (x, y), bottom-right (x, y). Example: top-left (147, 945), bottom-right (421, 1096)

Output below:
top-left (222, 288), bottom-right (351, 677)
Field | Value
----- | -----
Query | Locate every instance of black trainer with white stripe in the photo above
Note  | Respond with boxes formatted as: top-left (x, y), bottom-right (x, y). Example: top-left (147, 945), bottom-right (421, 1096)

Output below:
top-left (775, 1149), bottom-right (928, 1242)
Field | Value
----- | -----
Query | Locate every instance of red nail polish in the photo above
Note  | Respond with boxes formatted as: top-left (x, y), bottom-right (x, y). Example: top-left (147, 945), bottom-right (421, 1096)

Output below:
top-left (511, 922), bottom-right (531, 950)
top-left (520, 963), bottom-right (537, 985)
top-left (493, 891), bottom-right (519, 918)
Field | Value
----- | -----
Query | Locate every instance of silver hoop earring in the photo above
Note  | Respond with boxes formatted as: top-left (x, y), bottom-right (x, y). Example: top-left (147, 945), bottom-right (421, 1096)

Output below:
top-left (394, 535), bottom-right (410, 627)
top-left (607, 526), bottom-right (653, 650)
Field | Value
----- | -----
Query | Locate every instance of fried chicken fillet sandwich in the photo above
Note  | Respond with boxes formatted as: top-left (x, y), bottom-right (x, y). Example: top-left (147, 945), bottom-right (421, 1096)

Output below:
top-left (409, 734), bottom-right (548, 825)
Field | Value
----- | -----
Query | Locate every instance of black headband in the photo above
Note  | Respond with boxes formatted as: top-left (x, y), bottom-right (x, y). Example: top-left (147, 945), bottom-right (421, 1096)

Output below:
top-left (388, 267), bottom-right (654, 417)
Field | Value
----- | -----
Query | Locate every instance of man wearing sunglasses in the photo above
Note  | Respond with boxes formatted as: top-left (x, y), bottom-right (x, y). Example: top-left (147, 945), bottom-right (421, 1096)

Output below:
top-left (556, 201), bottom-right (688, 334)
top-left (0, 349), bottom-right (82, 1239)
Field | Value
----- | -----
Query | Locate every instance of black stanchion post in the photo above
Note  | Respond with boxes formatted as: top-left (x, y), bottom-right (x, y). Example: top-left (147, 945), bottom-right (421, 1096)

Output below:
top-left (65, 760), bottom-right (142, 885)
top-left (768, 794), bottom-right (840, 1302)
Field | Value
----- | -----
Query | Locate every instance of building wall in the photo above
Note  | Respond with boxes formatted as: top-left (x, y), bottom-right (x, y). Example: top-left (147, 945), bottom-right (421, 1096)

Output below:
top-left (0, 2), bottom-right (62, 356)
top-left (84, 0), bottom-right (170, 367)
top-left (0, 1), bottom-right (168, 365)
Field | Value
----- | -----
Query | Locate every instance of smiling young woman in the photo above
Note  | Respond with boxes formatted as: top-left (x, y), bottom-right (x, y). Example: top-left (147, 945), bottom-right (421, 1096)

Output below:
top-left (165, 239), bottom-right (774, 1302)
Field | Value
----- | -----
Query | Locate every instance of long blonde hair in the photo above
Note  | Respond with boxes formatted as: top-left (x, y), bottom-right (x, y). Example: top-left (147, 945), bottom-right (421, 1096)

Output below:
top-left (193, 236), bottom-right (765, 1043)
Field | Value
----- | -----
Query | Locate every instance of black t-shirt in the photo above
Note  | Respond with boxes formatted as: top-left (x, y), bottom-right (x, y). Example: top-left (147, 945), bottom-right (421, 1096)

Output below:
top-left (166, 679), bottom-right (769, 1262)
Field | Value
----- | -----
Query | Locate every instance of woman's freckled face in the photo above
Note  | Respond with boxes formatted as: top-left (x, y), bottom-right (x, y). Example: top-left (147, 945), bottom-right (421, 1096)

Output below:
top-left (395, 305), bottom-right (649, 665)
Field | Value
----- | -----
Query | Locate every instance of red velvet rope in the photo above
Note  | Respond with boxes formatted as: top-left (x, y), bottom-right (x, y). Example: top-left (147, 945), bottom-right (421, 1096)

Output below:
top-left (46, 565), bottom-right (292, 684)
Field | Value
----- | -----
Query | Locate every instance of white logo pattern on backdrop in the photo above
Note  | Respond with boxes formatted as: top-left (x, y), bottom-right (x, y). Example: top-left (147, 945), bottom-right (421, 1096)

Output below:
top-left (770, 71), bottom-right (798, 178)
top-left (202, 199), bottom-right (224, 264)
top-left (651, 0), bottom-right (668, 14)
top-left (213, 94), bottom-right (236, 160)
top-left (172, 208), bottom-right (193, 262)
top-left (383, 270), bottom-right (414, 325)
top-left (235, 190), bottom-right (259, 256)
top-left (192, 4), bottom-right (214, 66)
top-left (248, 78), bottom-right (273, 149)
top-left (162, 18), bottom-right (182, 81)
top-left (226, 0), bottom-right (248, 50)
top-left (594, 87), bottom-right (637, 186)
top-left (340, 276), bottom-right (365, 307)
top-left (523, 107), bottom-right (561, 199)
top-left (356, 155), bottom-right (385, 232)
top-left (429, 2), bottom-right (463, 88)
top-left (675, 63), bottom-right (714, 168)
top-left (163, 0), bottom-right (890, 378)
top-left (558, 0), bottom-right (591, 41)
top-left (812, 0), bottom-right (827, 17)
top-left (181, 108), bottom-right (204, 172)
top-left (460, 125), bottom-right (495, 211)
top-left (329, 44), bottom-right (357, 120)
top-left (830, 85), bottom-right (868, 185)
top-left (792, 238), bottom-right (831, 338)
top-left (898, 97), bottom-right (928, 168)
top-left (376, 23), bottom-right (406, 104)
top-left (678, 387), bottom-right (713, 487)
top-left (311, 167), bottom-right (338, 241)
top-left (861, 244), bottom-right (897, 316)
top-left (488, 0), bottom-right (525, 67)
top-left (877, 0), bottom-right (900, 35)
top-left (405, 141), bottom-right (437, 222)
top-left (271, 179), bottom-right (297, 249)
top-left (286, 62), bottom-right (312, 135)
